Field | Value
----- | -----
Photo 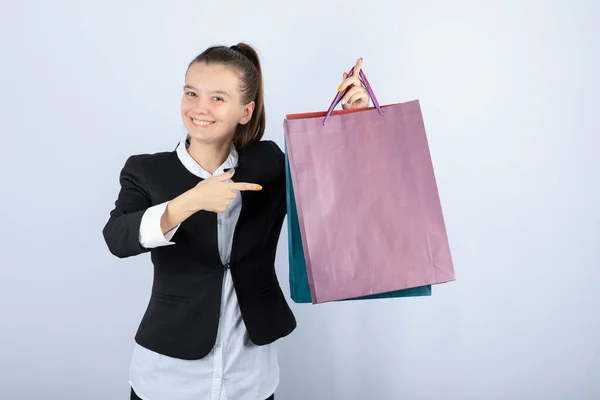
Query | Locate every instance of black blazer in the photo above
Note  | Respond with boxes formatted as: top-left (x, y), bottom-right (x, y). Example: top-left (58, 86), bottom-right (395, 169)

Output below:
top-left (102, 139), bottom-right (296, 360)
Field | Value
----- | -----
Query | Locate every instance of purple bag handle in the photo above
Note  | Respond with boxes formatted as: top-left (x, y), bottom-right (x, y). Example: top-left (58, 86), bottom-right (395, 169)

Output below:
top-left (322, 66), bottom-right (384, 126)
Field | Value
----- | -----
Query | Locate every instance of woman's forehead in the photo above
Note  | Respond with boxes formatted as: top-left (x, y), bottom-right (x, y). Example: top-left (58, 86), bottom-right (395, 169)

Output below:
top-left (186, 63), bottom-right (241, 92)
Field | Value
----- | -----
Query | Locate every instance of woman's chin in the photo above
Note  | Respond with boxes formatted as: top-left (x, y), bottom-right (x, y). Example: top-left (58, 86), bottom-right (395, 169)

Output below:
top-left (187, 130), bottom-right (231, 146)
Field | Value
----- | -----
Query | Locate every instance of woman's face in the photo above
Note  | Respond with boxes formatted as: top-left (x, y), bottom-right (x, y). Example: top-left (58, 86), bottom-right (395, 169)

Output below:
top-left (181, 62), bottom-right (254, 145)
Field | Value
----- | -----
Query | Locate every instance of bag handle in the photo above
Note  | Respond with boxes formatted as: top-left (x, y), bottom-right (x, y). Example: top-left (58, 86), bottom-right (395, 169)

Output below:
top-left (322, 66), bottom-right (384, 126)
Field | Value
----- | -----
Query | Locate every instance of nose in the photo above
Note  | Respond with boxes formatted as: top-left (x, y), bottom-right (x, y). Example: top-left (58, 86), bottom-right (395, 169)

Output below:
top-left (194, 104), bottom-right (209, 115)
top-left (191, 94), bottom-right (210, 114)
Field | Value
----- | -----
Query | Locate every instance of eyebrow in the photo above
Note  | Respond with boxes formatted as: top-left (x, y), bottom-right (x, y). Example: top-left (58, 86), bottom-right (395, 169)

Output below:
top-left (183, 84), bottom-right (230, 97)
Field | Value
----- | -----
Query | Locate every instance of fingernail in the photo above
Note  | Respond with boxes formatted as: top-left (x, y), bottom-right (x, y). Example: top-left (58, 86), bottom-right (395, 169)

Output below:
top-left (256, 185), bottom-right (262, 190)
top-left (337, 85), bottom-right (344, 92)
top-left (341, 99), bottom-right (346, 105)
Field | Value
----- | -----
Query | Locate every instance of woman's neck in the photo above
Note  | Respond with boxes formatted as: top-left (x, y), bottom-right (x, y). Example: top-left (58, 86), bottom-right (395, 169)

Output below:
top-left (187, 137), bottom-right (233, 175)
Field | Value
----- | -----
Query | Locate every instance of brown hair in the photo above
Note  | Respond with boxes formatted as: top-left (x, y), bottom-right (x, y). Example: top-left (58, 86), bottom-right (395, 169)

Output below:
top-left (186, 43), bottom-right (265, 148)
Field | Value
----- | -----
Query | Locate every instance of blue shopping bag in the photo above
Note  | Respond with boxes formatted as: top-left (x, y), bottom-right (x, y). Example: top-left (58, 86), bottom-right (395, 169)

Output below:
top-left (285, 147), bottom-right (433, 304)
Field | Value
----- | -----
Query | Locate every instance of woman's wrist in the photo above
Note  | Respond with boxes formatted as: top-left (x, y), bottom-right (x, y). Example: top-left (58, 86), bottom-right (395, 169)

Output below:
top-left (160, 189), bottom-right (202, 234)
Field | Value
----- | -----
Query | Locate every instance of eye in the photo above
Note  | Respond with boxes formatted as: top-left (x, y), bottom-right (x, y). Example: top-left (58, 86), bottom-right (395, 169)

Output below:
top-left (212, 96), bottom-right (224, 102)
top-left (185, 91), bottom-right (196, 97)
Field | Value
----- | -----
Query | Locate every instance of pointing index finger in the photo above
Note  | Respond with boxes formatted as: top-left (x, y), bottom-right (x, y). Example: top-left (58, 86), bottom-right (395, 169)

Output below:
top-left (230, 182), bottom-right (262, 191)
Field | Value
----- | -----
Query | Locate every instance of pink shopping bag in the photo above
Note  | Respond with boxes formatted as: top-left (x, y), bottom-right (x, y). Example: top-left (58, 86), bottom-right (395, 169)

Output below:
top-left (283, 66), bottom-right (455, 304)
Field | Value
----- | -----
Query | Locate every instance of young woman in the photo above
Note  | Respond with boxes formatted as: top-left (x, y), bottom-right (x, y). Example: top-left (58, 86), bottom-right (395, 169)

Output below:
top-left (102, 43), bottom-right (370, 400)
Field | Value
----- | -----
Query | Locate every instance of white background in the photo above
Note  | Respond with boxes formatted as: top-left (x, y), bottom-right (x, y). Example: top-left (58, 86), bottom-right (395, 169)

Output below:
top-left (1, 0), bottom-right (599, 399)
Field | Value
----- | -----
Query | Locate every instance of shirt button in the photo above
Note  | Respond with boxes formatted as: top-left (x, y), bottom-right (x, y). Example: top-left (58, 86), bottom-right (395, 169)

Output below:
top-left (217, 219), bottom-right (222, 225)
top-left (216, 343), bottom-right (221, 348)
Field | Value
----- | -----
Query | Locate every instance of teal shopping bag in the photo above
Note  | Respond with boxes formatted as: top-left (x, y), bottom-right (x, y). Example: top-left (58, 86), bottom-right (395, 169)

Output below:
top-left (285, 148), bottom-right (433, 304)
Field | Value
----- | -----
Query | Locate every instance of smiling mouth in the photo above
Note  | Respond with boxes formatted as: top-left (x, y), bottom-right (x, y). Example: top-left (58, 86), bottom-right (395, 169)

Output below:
top-left (191, 118), bottom-right (215, 127)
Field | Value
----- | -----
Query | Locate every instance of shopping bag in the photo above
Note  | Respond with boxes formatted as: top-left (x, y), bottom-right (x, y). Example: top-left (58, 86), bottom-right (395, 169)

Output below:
top-left (286, 147), bottom-right (432, 303)
top-left (283, 66), bottom-right (455, 304)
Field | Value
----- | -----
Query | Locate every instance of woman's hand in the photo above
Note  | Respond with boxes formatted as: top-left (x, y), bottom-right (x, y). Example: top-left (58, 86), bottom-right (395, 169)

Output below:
top-left (159, 169), bottom-right (261, 234)
top-left (337, 57), bottom-right (370, 110)
top-left (191, 169), bottom-right (261, 213)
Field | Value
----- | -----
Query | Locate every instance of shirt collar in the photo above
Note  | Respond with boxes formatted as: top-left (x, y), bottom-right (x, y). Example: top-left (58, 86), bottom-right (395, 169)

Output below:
top-left (175, 135), bottom-right (239, 179)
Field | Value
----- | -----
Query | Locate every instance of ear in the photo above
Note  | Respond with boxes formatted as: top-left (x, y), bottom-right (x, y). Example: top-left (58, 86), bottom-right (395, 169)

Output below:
top-left (239, 101), bottom-right (255, 125)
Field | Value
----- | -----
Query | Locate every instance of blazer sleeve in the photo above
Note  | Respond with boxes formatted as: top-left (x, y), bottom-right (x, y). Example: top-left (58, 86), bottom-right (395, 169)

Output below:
top-left (102, 154), bottom-right (153, 258)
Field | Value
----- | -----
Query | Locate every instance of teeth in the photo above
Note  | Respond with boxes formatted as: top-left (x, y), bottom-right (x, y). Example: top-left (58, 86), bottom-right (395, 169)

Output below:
top-left (192, 119), bottom-right (214, 126)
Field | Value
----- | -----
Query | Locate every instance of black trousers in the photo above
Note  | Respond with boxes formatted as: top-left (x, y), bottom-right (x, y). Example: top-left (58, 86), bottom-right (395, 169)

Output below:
top-left (131, 387), bottom-right (274, 400)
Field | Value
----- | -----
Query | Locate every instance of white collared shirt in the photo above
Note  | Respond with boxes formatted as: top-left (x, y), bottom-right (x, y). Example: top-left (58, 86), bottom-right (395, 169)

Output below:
top-left (129, 135), bottom-right (278, 400)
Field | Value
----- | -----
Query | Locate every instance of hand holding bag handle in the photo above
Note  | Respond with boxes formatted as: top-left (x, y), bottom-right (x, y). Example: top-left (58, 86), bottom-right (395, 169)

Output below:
top-left (322, 66), bottom-right (384, 126)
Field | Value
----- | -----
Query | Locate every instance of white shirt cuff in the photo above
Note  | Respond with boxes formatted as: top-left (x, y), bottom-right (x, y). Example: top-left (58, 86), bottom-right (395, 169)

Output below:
top-left (139, 201), bottom-right (180, 248)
